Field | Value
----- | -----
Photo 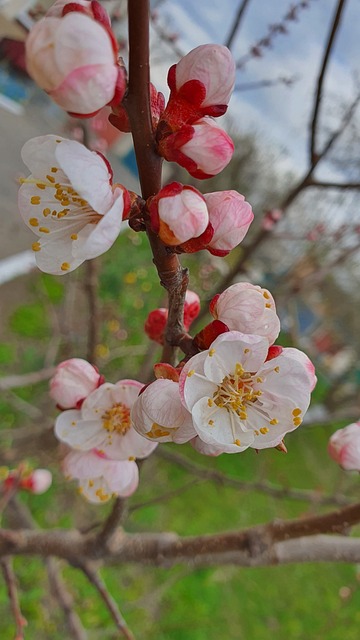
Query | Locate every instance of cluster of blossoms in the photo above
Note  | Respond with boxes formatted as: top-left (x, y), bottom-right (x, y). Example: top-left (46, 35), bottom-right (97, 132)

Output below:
top-left (50, 359), bottom-right (156, 503)
top-left (19, 1), bottom-right (324, 505)
top-left (22, 4), bottom-right (250, 271)
top-left (137, 282), bottom-right (316, 455)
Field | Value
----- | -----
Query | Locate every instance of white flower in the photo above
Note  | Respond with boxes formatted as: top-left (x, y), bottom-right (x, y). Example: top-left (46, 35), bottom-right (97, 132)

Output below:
top-left (63, 450), bottom-right (139, 503)
top-left (210, 283), bottom-right (280, 345)
top-left (328, 422), bottom-right (360, 471)
top-left (55, 380), bottom-right (157, 460)
top-left (18, 135), bottom-right (129, 275)
top-left (131, 378), bottom-right (196, 443)
top-left (179, 331), bottom-right (314, 453)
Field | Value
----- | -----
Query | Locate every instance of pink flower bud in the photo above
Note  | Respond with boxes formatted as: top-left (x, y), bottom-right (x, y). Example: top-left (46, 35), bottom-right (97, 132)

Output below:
top-left (210, 283), bottom-right (280, 345)
top-left (5, 469), bottom-right (52, 494)
top-left (171, 44), bottom-right (235, 111)
top-left (26, 5), bottom-right (125, 116)
top-left (328, 422), bottom-right (360, 471)
top-left (158, 118), bottom-right (234, 179)
top-left (183, 290), bottom-right (201, 330)
top-left (203, 190), bottom-right (254, 255)
top-left (145, 308), bottom-right (168, 344)
top-left (160, 45), bottom-right (235, 131)
top-left (148, 182), bottom-right (209, 245)
top-left (22, 469), bottom-right (53, 494)
top-left (50, 358), bottom-right (103, 409)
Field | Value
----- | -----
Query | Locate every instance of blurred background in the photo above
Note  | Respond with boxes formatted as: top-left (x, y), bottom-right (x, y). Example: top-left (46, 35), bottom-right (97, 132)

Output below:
top-left (0, 1), bottom-right (360, 638)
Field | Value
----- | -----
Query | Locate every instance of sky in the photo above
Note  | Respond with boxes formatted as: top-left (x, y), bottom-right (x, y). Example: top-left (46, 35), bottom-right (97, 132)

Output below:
top-left (151, 0), bottom-right (360, 178)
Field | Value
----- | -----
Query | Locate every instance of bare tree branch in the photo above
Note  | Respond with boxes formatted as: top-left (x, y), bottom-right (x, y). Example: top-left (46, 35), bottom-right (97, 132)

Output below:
top-left (0, 367), bottom-right (55, 391)
top-left (309, 0), bottom-right (348, 163)
top-left (1, 556), bottom-right (27, 640)
top-left (46, 558), bottom-right (87, 640)
top-left (225, 0), bottom-right (252, 50)
top-left (80, 563), bottom-right (135, 640)
top-left (156, 448), bottom-right (353, 507)
top-left (310, 180), bottom-right (360, 190)
top-left (84, 259), bottom-right (99, 365)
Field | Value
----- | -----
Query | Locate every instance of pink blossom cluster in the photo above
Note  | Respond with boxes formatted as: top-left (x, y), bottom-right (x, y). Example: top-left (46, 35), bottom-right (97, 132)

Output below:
top-left (51, 359), bottom-right (157, 503)
top-left (135, 283), bottom-right (316, 455)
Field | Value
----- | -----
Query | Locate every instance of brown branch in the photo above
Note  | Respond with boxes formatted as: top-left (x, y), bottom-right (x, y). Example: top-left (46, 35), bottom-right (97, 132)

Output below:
top-left (80, 563), bottom-right (135, 640)
top-left (310, 180), bottom-right (360, 190)
top-left (225, 0), bottom-right (252, 50)
top-left (309, 0), bottom-right (348, 163)
top-left (156, 447), bottom-right (353, 507)
top-left (46, 558), bottom-right (87, 640)
top-left (84, 259), bottom-right (99, 365)
top-left (95, 497), bottom-right (127, 553)
top-left (1, 556), bottom-right (27, 640)
top-left (0, 367), bottom-right (55, 391)
top-left (121, 0), bottom-right (188, 366)
top-left (235, 74), bottom-right (298, 92)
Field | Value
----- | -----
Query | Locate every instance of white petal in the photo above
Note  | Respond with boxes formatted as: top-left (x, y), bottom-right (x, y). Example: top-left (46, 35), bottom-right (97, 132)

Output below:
top-left (55, 411), bottom-right (103, 450)
top-left (104, 460), bottom-right (139, 496)
top-left (79, 477), bottom-right (112, 503)
top-left (55, 139), bottom-right (113, 214)
top-left (204, 332), bottom-right (268, 382)
top-left (80, 383), bottom-right (116, 420)
top-left (180, 351), bottom-right (217, 411)
top-left (55, 13), bottom-right (115, 73)
top-left (21, 135), bottom-right (68, 181)
top-left (192, 397), bottom-right (254, 453)
top-left (73, 195), bottom-right (125, 260)
top-left (102, 426), bottom-right (157, 460)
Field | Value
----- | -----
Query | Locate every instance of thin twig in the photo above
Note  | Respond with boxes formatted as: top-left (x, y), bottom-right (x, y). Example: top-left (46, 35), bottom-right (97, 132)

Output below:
top-left (224, 0), bottom-right (252, 49)
top-left (84, 259), bottom-right (99, 365)
top-left (46, 558), bottom-right (87, 640)
top-left (80, 563), bottom-right (135, 640)
top-left (1, 556), bottom-right (27, 640)
top-left (129, 477), bottom-right (204, 512)
top-left (156, 448), bottom-right (354, 507)
top-left (0, 367), bottom-right (55, 391)
top-left (95, 498), bottom-right (127, 551)
top-left (309, 0), bottom-right (348, 162)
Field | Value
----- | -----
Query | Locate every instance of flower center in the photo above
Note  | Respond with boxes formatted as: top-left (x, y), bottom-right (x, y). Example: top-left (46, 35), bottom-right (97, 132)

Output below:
top-left (101, 403), bottom-right (131, 436)
top-left (212, 363), bottom-right (261, 421)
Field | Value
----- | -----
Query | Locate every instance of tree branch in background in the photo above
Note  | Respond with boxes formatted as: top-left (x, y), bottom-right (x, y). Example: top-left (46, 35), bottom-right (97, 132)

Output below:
top-left (1, 556), bottom-right (27, 640)
top-left (80, 563), bottom-right (135, 640)
top-left (46, 558), bottom-right (87, 640)
top-left (84, 259), bottom-right (99, 365)
top-left (309, 0), bottom-right (348, 163)
top-left (224, 0), bottom-right (252, 49)
top-left (235, 74), bottom-right (298, 92)
top-left (156, 447), bottom-right (354, 507)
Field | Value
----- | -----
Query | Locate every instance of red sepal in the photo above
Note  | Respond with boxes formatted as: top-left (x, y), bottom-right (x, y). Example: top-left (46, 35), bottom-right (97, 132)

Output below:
top-left (266, 345), bottom-right (283, 361)
top-left (177, 79), bottom-right (206, 106)
top-left (107, 66), bottom-right (127, 109)
top-left (209, 294), bottom-right (220, 318)
top-left (145, 309), bottom-right (168, 344)
top-left (154, 362), bottom-right (180, 382)
top-left (193, 320), bottom-right (229, 350)
top-left (62, 3), bottom-right (89, 16)
top-left (109, 108), bottom-right (131, 133)
top-left (177, 223), bottom-right (214, 254)
top-left (91, 0), bottom-right (111, 27)
top-left (206, 246), bottom-right (231, 257)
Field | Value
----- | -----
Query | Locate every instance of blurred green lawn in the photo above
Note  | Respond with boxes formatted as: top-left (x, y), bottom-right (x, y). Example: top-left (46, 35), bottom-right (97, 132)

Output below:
top-left (0, 230), bottom-right (359, 639)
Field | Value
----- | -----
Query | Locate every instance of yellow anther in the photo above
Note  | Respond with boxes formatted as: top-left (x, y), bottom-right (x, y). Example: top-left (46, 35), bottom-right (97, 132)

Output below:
top-left (187, 369), bottom-right (195, 377)
top-left (128, 456), bottom-right (136, 461)
top-left (70, 233), bottom-right (78, 240)
top-left (43, 208), bottom-right (51, 216)
top-left (30, 195), bottom-right (41, 205)
top-left (36, 183), bottom-right (46, 190)
top-left (244, 348), bottom-right (250, 354)
top-left (234, 439), bottom-right (241, 446)
top-left (207, 398), bottom-right (214, 407)
top-left (71, 421), bottom-right (76, 426)
top-left (88, 480), bottom-right (94, 487)
top-left (61, 262), bottom-right (70, 271)
top-left (269, 418), bottom-right (279, 425)
top-left (265, 303), bottom-right (271, 308)
top-left (51, 167), bottom-right (58, 173)
top-left (39, 227), bottom-right (50, 233)
top-left (209, 348), bottom-right (215, 357)
top-left (32, 241), bottom-right (41, 252)
top-left (263, 290), bottom-right (270, 299)
top-left (260, 427), bottom-right (269, 434)
top-left (256, 377), bottom-right (263, 383)
top-left (239, 412), bottom-right (247, 420)
top-left (254, 430), bottom-right (260, 436)
top-left (46, 174), bottom-right (56, 183)
top-left (293, 417), bottom-right (302, 427)
top-left (292, 408), bottom-right (302, 417)
top-left (29, 217), bottom-right (39, 227)
top-left (208, 420), bottom-right (214, 426)
top-left (274, 366), bottom-right (280, 373)
top-left (56, 139), bottom-right (62, 143)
